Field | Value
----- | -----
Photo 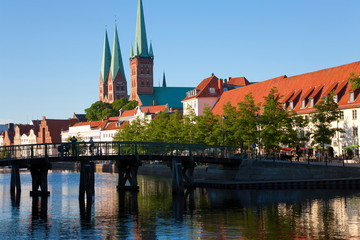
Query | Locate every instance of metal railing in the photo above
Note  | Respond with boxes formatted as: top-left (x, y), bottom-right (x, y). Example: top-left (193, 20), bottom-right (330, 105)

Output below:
top-left (0, 141), bottom-right (240, 163)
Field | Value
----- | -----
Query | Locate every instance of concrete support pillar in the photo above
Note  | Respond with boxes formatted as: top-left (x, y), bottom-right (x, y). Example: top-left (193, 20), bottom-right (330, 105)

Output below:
top-left (172, 159), bottom-right (184, 195)
top-left (10, 165), bottom-right (21, 195)
top-left (79, 161), bottom-right (95, 200)
top-left (30, 164), bottom-right (49, 197)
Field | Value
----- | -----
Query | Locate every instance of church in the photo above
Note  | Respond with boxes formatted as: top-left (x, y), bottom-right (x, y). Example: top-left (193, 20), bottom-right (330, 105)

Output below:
top-left (99, 0), bottom-right (192, 110)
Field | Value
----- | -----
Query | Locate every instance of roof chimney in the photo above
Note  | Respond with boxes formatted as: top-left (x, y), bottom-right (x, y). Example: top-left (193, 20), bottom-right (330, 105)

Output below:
top-left (218, 79), bottom-right (224, 95)
top-left (211, 73), bottom-right (214, 76)
top-left (153, 100), bottom-right (156, 106)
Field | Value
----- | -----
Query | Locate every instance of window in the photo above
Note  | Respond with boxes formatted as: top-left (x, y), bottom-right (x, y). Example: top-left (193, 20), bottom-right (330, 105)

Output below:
top-left (340, 111), bottom-right (344, 120)
top-left (333, 94), bottom-right (338, 103)
top-left (309, 98), bottom-right (314, 108)
top-left (353, 110), bottom-right (357, 120)
top-left (116, 86), bottom-right (119, 91)
top-left (283, 103), bottom-right (286, 110)
top-left (350, 92), bottom-right (355, 102)
top-left (353, 126), bottom-right (358, 137)
top-left (289, 101), bottom-right (294, 110)
top-left (209, 88), bottom-right (216, 94)
top-left (301, 99), bottom-right (305, 108)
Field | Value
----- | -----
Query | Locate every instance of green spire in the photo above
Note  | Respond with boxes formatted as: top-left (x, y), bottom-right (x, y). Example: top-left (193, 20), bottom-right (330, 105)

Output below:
top-left (100, 30), bottom-right (111, 83)
top-left (134, 0), bottom-right (149, 57)
top-left (162, 72), bottom-right (167, 87)
top-left (130, 43), bottom-right (134, 58)
top-left (149, 41), bottom-right (153, 57)
top-left (110, 25), bottom-right (126, 81)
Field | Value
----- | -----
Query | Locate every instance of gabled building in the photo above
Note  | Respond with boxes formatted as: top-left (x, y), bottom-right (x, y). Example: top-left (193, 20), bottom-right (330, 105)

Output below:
top-left (14, 124), bottom-right (39, 145)
top-left (212, 61), bottom-right (360, 157)
top-left (119, 105), bottom-right (168, 123)
top-left (182, 74), bottom-right (226, 116)
top-left (37, 116), bottom-right (79, 144)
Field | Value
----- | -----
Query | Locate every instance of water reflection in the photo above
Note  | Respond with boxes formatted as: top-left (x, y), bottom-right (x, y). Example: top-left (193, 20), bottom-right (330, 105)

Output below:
top-left (1, 172), bottom-right (360, 239)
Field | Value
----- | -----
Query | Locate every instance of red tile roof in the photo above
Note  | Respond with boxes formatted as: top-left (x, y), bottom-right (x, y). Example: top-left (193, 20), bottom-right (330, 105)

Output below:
top-left (103, 122), bottom-right (120, 131)
top-left (212, 61), bottom-right (360, 115)
top-left (121, 109), bottom-right (137, 117)
top-left (227, 77), bottom-right (250, 87)
top-left (141, 105), bottom-right (167, 113)
top-left (182, 75), bottom-right (222, 101)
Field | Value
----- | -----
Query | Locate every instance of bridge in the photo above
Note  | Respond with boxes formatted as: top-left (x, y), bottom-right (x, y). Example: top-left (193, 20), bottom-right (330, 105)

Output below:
top-left (0, 141), bottom-right (241, 199)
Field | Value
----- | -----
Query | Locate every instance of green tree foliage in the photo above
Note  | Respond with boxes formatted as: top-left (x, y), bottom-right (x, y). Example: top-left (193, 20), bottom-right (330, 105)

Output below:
top-left (260, 87), bottom-right (306, 152)
top-left (194, 107), bottom-right (221, 145)
top-left (223, 93), bottom-right (260, 149)
top-left (348, 71), bottom-right (360, 90)
top-left (310, 91), bottom-right (342, 150)
top-left (146, 111), bottom-right (170, 142)
top-left (113, 118), bottom-right (148, 142)
top-left (165, 110), bottom-right (184, 143)
top-left (182, 107), bottom-right (197, 144)
top-left (85, 98), bottom-right (138, 121)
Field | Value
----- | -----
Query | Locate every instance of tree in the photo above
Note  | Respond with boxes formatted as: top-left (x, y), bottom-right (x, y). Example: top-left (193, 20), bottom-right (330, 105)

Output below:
top-left (85, 98), bottom-right (138, 121)
top-left (260, 87), bottom-right (297, 152)
top-left (348, 71), bottom-right (360, 90)
top-left (193, 107), bottom-right (221, 145)
top-left (146, 110), bottom-right (170, 142)
top-left (113, 117), bottom-right (147, 142)
top-left (223, 93), bottom-right (260, 149)
top-left (310, 91), bottom-right (342, 152)
top-left (182, 106), bottom-right (198, 144)
top-left (165, 110), bottom-right (184, 143)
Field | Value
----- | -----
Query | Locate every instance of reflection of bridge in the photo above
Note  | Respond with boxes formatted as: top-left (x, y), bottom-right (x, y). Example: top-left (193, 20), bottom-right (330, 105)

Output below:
top-left (0, 142), bottom-right (240, 198)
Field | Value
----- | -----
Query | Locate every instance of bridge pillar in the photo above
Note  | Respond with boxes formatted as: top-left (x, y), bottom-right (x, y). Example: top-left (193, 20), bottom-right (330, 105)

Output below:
top-left (116, 160), bottom-right (140, 191)
top-left (79, 160), bottom-right (95, 200)
top-left (29, 164), bottom-right (50, 197)
top-left (172, 159), bottom-right (184, 195)
top-left (10, 164), bottom-right (21, 195)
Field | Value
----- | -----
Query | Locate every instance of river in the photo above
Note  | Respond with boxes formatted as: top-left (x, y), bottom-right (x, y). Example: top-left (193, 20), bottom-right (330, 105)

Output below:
top-left (1, 171), bottom-right (360, 239)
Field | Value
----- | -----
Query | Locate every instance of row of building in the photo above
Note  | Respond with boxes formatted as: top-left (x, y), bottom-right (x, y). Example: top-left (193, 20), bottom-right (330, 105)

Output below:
top-left (2, 0), bottom-right (360, 159)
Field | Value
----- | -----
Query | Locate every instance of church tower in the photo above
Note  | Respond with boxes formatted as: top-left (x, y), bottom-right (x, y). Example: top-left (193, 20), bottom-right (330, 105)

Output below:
top-left (99, 30), bottom-right (111, 102)
top-left (106, 25), bottom-right (127, 103)
top-left (129, 0), bottom-right (154, 103)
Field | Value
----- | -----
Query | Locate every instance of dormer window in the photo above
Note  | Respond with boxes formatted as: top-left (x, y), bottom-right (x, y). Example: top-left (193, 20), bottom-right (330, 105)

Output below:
top-left (209, 87), bottom-right (216, 94)
top-left (309, 98), bottom-right (314, 108)
top-left (333, 94), bottom-right (338, 103)
top-left (301, 99), bottom-right (305, 108)
top-left (349, 91), bottom-right (355, 102)
top-left (289, 101), bottom-right (294, 110)
top-left (283, 103), bottom-right (287, 110)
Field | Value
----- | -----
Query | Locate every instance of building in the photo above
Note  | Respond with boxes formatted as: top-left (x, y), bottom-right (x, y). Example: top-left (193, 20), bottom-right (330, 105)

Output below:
top-left (99, 0), bottom-right (192, 109)
top-left (182, 74), bottom-right (250, 116)
top-left (37, 116), bottom-right (79, 144)
top-left (14, 124), bottom-right (39, 146)
top-left (99, 26), bottom-right (128, 103)
top-left (119, 105), bottom-right (168, 123)
top-left (212, 61), bottom-right (360, 157)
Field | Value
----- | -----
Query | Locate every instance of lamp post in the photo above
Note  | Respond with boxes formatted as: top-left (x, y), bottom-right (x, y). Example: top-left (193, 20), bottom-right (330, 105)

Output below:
top-left (222, 115), bottom-right (227, 146)
top-left (255, 113), bottom-right (261, 159)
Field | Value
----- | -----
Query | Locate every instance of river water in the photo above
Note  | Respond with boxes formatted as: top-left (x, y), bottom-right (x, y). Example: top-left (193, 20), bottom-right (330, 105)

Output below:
top-left (1, 171), bottom-right (360, 239)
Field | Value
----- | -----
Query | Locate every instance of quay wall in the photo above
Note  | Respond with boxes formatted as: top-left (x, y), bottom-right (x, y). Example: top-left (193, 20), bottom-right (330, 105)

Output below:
top-left (205, 159), bottom-right (360, 181)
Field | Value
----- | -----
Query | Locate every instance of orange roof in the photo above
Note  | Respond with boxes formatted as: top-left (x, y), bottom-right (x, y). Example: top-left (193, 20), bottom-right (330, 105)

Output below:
top-left (182, 75), bottom-right (222, 101)
top-left (121, 109), bottom-right (137, 117)
top-left (334, 81), bottom-right (348, 95)
top-left (212, 61), bottom-right (360, 115)
top-left (103, 121), bottom-right (120, 131)
top-left (109, 116), bottom-right (119, 121)
top-left (301, 87), bottom-right (315, 100)
top-left (141, 105), bottom-right (167, 113)
top-left (227, 77), bottom-right (250, 87)
top-left (72, 122), bottom-right (90, 127)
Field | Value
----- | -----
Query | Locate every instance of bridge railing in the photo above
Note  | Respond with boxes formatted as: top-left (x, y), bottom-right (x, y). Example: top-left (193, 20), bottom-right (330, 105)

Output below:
top-left (0, 141), bottom-right (240, 163)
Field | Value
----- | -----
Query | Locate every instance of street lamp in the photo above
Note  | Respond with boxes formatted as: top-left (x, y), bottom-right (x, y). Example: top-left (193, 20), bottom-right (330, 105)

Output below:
top-left (222, 115), bottom-right (227, 146)
top-left (255, 113), bottom-right (261, 159)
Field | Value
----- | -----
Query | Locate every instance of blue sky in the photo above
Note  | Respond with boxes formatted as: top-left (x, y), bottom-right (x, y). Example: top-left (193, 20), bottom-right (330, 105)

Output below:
top-left (1, 0), bottom-right (360, 124)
